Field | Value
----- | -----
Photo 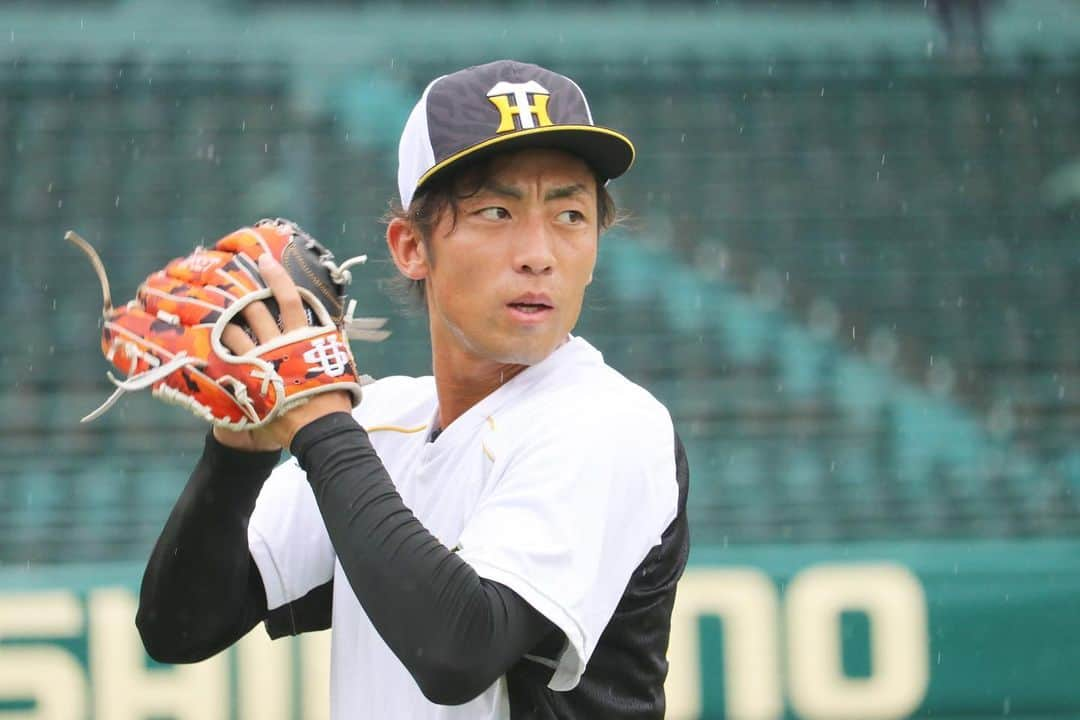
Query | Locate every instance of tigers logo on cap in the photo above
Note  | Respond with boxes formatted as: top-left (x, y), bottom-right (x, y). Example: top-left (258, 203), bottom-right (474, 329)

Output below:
top-left (396, 60), bottom-right (635, 210)
top-left (487, 81), bottom-right (554, 133)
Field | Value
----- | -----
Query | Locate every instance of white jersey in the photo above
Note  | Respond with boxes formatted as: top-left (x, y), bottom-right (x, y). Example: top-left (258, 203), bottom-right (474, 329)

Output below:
top-left (248, 336), bottom-right (680, 719)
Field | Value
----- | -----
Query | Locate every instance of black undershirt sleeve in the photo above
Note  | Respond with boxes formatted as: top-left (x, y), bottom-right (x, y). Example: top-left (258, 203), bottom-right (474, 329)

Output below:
top-left (291, 412), bottom-right (557, 706)
top-left (136, 432), bottom-right (279, 663)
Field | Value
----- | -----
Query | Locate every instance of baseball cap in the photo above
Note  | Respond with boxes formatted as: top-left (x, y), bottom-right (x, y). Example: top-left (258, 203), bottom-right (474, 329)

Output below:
top-left (397, 60), bottom-right (635, 210)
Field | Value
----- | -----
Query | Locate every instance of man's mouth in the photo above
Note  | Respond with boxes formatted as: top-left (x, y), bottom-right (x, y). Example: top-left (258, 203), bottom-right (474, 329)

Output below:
top-left (507, 302), bottom-right (552, 314)
top-left (507, 294), bottom-right (554, 318)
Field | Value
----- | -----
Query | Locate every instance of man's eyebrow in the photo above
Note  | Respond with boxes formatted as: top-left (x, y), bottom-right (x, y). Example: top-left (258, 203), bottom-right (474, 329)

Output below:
top-left (476, 181), bottom-right (589, 201)
top-left (478, 181), bottom-right (523, 199)
top-left (544, 183), bottom-right (588, 201)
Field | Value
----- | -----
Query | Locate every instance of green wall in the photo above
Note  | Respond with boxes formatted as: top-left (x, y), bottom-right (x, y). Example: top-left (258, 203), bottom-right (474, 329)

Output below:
top-left (2, 540), bottom-right (1078, 719)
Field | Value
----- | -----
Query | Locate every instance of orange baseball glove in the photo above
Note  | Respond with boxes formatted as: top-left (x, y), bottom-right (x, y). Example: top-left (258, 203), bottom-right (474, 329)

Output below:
top-left (67, 218), bottom-right (388, 430)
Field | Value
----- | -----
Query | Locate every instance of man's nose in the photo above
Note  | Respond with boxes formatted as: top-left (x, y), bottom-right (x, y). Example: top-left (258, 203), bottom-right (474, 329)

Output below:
top-left (513, 216), bottom-right (555, 275)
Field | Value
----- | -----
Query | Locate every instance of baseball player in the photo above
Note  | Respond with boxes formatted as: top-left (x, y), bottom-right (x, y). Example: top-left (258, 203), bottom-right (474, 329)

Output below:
top-left (136, 60), bottom-right (690, 719)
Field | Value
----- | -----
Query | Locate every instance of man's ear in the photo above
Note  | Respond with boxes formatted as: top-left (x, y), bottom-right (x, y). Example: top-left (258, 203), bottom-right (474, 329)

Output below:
top-left (386, 218), bottom-right (429, 281)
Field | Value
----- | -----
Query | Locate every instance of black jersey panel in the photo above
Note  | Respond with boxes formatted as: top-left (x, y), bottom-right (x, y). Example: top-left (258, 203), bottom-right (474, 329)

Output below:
top-left (505, 429), bottom-right (691, 719)
top-left (266, 579), bottom-right (334, 638)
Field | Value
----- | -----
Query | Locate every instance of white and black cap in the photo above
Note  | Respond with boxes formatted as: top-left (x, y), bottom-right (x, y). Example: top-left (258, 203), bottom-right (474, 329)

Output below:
top-left (397, 59), bottom-right (636, 210)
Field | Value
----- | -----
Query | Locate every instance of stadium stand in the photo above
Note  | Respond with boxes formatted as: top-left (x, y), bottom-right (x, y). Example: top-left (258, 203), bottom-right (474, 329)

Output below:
top-left (1, 15), bottom-right (1078, 562)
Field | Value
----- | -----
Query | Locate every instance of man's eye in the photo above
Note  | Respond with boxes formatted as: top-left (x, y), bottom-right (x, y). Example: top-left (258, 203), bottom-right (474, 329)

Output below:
top-left (478, 207), bottom-right (509, 220)
top-left (558, 210), bottom-right (586, 224)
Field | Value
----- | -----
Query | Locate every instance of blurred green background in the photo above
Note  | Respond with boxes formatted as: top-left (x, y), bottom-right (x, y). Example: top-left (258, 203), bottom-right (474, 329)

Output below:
top-left (1, 1), bottom-right (1079, 718)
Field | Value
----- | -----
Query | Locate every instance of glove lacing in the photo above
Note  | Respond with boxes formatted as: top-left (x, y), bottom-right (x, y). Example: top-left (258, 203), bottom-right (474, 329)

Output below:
top-left (82, 346), bottom-right (201, 423)
top-left (67, 226), bottom-right (387, 425)
top-left (320, 254), bottom-right (391, 342)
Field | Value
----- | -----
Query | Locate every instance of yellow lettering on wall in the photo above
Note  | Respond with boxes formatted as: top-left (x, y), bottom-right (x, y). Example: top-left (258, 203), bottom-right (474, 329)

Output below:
top-left (784, 563), bottom-right (929, 720)
top-left (237, 626), bottom-right (292, 720)
top-left (0, 592), bottom-right (87, 720)
top-left (89, 588), bottom-right (229, 720)
top-left (666, 568), bottom-right (783, 720)
top-left (300, 631), bottom-right (332, 720)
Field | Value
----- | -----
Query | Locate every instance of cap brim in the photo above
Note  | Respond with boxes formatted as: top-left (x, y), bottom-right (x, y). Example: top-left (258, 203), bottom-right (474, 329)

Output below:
top-left (414, 125), bottom-right (635, 196)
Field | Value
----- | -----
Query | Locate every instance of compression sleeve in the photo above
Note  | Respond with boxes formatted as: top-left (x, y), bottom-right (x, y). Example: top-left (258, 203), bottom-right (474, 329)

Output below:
top-left (136, 431), bottom-right (280, 663)
top-left (291, 412), bottom-right (556, 706)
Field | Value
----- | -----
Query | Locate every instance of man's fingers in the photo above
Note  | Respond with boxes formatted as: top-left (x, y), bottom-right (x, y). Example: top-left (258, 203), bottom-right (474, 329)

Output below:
top-left (224, 254), bottom-right (307, 350)
top-left (259, 254), bottom-right (308, 332)
top-left (222, 324), bottom-right (257, 355)
top-left (240, 300), bottom-right (281, 343)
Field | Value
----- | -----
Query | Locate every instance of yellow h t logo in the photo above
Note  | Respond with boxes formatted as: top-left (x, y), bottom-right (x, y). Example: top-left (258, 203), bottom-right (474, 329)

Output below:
top-left (487, 81), bottom-right (554, 133)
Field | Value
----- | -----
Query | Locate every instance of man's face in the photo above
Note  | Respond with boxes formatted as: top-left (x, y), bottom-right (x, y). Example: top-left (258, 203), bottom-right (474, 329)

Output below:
top-left (423, 148), bottom-right (600, 367)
